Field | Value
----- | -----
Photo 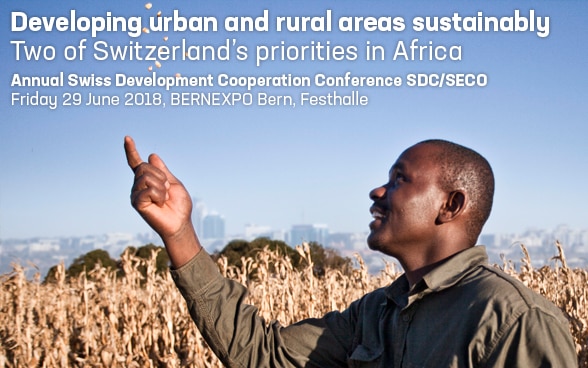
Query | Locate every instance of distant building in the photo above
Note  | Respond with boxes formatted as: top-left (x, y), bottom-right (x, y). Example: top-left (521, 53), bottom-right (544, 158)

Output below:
top-left (479, 234), bottom-right (496, 247)
top-left (202, 212), bottom-right (225, 239)
top-left (191, 197), bottom-right (207, 235)
top-left (326, 232), bottom-right (370, 252)
top-left (289, 224), bottom-right (329, 246)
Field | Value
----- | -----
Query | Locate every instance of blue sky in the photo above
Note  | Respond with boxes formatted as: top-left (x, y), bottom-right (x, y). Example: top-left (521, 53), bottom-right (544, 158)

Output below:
top-left (1, 0), bottom-right (587, 241)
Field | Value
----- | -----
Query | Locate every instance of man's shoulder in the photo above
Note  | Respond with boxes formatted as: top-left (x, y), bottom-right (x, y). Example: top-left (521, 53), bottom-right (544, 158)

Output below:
top-left (466, 264), bottom-right (567, 321)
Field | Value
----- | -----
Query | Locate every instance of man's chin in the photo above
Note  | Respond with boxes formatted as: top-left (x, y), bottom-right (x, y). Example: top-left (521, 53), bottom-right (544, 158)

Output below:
top-left (366, 232), bottom-right (381, 251)
top-left (367, 231), bottom-right (395, 255)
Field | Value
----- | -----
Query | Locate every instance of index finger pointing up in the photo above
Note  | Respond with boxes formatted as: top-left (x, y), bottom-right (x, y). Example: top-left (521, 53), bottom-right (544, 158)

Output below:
top-left (124, 136), bottom-right (144, 171)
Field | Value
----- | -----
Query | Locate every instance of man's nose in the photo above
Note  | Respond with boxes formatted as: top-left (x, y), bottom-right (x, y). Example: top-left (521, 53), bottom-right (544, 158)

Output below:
top-left (369, 186), bottom-right (386, 200)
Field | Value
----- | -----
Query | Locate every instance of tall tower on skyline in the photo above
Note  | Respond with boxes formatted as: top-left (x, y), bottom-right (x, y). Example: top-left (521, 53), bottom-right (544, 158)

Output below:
top-left (202, 212), bottom-right (225, 239)
top-left (191, 197), bottom-right (207, 236)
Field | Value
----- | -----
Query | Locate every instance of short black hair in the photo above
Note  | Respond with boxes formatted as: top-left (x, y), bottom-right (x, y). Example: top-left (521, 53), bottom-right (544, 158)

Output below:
top-left (418, 139), bottom-right (495, 245)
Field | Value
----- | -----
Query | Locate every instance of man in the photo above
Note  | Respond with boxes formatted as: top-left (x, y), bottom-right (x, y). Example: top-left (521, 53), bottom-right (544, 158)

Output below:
top-left (125, 136), bottom-right (577, 367)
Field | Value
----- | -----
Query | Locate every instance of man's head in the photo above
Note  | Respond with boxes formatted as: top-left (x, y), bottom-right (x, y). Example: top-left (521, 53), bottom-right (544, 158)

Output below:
top-left (420, 139), bottom-right (494, 244)
top-left (367, 139), bottom-right (494, 261)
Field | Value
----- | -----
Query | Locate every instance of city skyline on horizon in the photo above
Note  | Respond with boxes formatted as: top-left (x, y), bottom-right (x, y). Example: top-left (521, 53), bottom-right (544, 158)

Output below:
top-left (2, 220), bottom-right (586, 279)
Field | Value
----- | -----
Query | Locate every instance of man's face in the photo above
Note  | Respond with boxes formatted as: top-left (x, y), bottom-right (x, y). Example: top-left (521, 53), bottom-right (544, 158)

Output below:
top-left (367, 143), bottom-right (448, 258)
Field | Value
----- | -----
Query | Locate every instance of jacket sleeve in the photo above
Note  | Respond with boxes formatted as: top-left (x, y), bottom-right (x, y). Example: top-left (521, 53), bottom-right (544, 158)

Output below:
top-left (170, 250), bottom-right (353, 368)
top-left (482, 306), bottom-right (578, 367)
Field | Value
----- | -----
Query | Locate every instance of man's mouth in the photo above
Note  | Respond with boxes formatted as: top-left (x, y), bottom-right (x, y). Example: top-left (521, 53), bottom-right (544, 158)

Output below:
top-left (370, 206), bottom-right (386, 220)
top-left (369, 206), bottom-right (385, 231)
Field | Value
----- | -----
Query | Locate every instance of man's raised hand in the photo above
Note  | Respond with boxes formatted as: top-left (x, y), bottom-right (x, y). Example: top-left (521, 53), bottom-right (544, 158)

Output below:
top-left (124, 136), bottom-right (201, 267)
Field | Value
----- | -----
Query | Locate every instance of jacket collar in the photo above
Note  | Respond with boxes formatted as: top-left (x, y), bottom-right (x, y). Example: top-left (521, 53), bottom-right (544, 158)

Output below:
top-left (385, 246), bottom-right (489, 309)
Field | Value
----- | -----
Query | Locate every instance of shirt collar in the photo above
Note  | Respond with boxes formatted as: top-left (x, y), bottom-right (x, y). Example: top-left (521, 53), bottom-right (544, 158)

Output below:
top-left (385, 246), bottom-right (489, 308)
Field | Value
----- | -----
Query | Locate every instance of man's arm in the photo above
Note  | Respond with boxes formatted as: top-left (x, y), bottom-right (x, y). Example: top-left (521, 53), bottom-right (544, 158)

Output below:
top-left (124, 136), bottom-right (353, 367)
top-left (124, 136), bottom-right (201, 267)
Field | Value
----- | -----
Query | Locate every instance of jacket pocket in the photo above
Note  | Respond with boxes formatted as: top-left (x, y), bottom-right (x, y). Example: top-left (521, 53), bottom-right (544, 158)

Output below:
top-left (347, 344), bottom-right (383, 368)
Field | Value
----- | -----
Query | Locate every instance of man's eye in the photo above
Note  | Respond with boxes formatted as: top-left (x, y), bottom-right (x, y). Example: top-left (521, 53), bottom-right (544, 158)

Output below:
top-left (394, 173), bottom-right (405, 182)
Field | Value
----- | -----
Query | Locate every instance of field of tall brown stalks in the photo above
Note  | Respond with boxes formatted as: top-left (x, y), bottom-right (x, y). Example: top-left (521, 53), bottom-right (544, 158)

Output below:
top-left (1, 243), bottom-right (586, 367)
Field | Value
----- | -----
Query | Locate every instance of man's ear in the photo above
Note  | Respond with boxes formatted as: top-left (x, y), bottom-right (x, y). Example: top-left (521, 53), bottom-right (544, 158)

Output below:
top-left (437, 190), bottom-right (466, 224)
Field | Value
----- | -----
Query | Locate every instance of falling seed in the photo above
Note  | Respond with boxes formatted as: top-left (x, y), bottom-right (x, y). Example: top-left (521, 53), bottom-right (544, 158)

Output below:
top-left (148, 66), bottom-right (153, 72)
top-left (145, 3), bottom-right (152, 10)
top-left (142, 27), bottom-right (150, 34)
top-left (157, 11), bottom-right (162, 17)
top-left (155, 61), bottom-right (162, 68)
top-left (175, 73), bottom-right (181, 78)
top-left (163, 36), bottom-right (168, 41)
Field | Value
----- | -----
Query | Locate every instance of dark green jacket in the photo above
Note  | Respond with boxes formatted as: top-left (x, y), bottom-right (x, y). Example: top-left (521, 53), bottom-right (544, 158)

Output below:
top-left (171, 246), bottom-right (577, 367)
